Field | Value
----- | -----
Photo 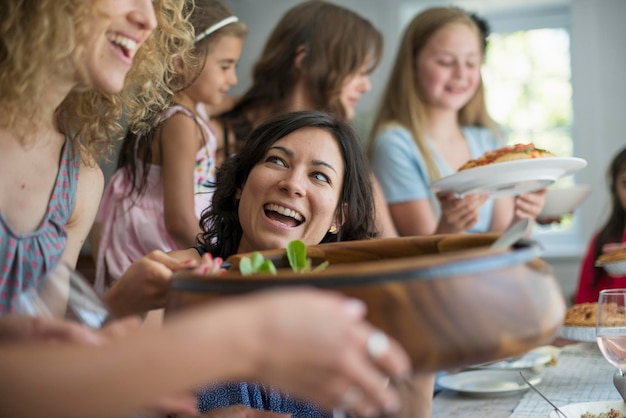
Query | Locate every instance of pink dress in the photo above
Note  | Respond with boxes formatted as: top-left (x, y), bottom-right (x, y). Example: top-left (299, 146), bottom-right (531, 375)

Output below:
top-left (94, 105), bottom-right (216, 295)
top-left (0, 139), bottom-right (79, 312)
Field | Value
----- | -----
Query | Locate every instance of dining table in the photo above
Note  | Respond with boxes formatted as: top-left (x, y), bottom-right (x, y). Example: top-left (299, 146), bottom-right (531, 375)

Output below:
top-left (431, 341), bottom-right (622, 418)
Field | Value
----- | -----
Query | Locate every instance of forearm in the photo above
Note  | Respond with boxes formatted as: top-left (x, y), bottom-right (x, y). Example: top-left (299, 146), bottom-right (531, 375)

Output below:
top-left (166, 217), bottom-right (202, 249)
top-left (0, 302), bottom-right (258, 418)
top-left (372, 177), bottom-right (398, 238)
top-left (389, 201), bottom-right (438, 236)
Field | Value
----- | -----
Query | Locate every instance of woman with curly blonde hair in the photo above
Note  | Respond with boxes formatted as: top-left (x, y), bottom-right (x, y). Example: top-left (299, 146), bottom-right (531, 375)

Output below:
top-left (0, 0), bottom-right (195, 313)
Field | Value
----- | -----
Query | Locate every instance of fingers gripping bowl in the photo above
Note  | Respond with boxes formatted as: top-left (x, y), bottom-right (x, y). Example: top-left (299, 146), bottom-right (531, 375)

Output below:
top-left (166, 234), bottom-right (566, 372)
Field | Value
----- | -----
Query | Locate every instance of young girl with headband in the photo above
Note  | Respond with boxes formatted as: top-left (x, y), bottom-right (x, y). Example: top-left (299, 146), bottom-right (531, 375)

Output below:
top-left (91, 0), bottom-right (246, 294)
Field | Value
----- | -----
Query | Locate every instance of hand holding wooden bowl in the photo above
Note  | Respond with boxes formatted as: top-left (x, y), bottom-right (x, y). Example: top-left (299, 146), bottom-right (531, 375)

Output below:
top-left (166, 233), bottom-right (565, 372)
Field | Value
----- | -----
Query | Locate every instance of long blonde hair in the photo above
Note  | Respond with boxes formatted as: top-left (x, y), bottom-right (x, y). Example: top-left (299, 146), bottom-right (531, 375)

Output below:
top-left (369, 7), bottom-right (496, 181)
top-left (0, 0), bottom-right (194, 164)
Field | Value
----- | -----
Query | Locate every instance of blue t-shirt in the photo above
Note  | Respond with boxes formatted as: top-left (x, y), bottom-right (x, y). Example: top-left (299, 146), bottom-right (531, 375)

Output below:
top-left (370, 125), bottom-right (502, 233)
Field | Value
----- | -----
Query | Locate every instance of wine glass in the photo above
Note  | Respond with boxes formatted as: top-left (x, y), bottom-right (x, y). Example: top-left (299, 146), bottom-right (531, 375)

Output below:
top-left (12, 262), bottom-right (110, 329)
top-left (596, 289), bottom-right (626, 376)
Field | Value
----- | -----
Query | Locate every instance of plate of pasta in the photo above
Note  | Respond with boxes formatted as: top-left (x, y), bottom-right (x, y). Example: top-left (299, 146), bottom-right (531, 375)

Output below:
top-left (430, 146), bottom-right (587, 198)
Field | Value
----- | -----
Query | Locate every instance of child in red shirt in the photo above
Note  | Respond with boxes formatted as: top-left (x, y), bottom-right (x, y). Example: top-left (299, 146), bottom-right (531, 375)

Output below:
top-left (575, 147), bottom-right (626, 303)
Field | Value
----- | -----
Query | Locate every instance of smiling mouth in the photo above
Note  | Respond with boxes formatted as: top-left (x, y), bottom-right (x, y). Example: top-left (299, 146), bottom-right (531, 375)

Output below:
top-left (447, 86), bottom-right (468, 94)
top-left (264, 203), bottom-right (304, 227)
top-left (106, 33), bottom-right (138, 59)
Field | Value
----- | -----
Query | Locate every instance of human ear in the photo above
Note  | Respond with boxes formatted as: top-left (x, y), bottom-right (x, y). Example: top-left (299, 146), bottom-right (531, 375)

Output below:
top-left (294, 44), bottom-right (308, 70)
top-left (330, 203), bottom-right (348, 233)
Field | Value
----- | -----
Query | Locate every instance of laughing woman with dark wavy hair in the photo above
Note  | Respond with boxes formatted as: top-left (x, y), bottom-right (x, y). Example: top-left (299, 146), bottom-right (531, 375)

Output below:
top-left (165, 110), bottom-right (377, 416)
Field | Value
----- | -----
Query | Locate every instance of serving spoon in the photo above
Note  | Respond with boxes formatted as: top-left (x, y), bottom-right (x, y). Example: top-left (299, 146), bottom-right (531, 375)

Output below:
top-left (519, 371), bottom-right (570, 418)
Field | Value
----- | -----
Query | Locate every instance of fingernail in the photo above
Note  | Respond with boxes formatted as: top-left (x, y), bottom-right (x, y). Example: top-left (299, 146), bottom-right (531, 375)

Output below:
top-left (202, 265), bottom-right (210, 274)
top-left (343, 298), bottom-right (366, 318)
top-left (183, 259), bottom-right (196, 266)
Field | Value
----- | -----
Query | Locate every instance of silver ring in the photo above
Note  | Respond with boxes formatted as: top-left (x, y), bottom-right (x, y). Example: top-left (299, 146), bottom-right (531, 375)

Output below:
top-left (338, 387), bottom-right (363, 410)
top-left (367, 331), bottom-right (389, 359)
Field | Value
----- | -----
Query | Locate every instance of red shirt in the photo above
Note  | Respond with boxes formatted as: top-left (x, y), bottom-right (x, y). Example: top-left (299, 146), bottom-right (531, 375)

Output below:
top-left (575, 232), bottom-right (626, 303)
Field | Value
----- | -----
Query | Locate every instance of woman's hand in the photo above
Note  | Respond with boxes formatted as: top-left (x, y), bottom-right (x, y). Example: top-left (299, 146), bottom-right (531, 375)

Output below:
top-left (602, 243), bottom-right (626, 254)
top-left (513, 189), bottom-right (547, 225)
top-left (104, 251), bottom-right (201, 318)
top-left (191, 253), bottom-right (226, 276)
top-left (240, 289), bottom-right (411, 417)
top-left (105, 251), bottom-right (227, 319)
top-left (436, 192), bottom-right (488, 234)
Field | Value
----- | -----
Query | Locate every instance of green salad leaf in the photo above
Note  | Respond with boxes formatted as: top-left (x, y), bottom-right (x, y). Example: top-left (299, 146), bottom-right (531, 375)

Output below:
top-left (238, 240), bottom-right (328, 275)
top-left (287, 239), bottom-right (307, 272)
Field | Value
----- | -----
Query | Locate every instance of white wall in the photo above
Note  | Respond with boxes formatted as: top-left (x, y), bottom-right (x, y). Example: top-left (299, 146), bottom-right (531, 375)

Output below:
top-left (565, 0), bottom-right (626, 300)
top-left (224, 0), bottom-right (626, 302)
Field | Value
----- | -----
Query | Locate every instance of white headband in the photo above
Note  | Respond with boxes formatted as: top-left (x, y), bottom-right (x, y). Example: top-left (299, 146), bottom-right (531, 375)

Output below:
top-left (194, 16), bottom-right (239, 43)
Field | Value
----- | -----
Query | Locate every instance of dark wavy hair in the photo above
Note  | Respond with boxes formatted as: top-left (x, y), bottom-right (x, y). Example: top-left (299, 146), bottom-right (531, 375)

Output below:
top-left (198, 110), bottom-right (377, 258)
top-left (594, 147), bottom-right (626, 284)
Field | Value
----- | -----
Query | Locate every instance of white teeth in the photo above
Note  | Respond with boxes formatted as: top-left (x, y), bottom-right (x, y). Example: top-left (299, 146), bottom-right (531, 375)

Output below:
top-left (265, 204), bottom-right (304, 222)
top-left (107, 34), bottom-right (138, 55)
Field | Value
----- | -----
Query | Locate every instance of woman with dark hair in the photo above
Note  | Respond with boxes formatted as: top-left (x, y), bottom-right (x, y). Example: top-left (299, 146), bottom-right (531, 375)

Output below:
top-left (212, 0), bottom-right (398, 238)
top-left (165, 110), bottom-right (377, 416)
top-left (576, 147), bottom-right (626, 303)
top-left (200, 110), bottom-right (376, 259)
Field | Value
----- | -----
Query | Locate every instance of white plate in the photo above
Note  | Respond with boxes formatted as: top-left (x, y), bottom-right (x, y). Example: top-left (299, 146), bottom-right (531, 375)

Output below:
top-left (437, 370), bottom-right (541, 397)
top-left (548, 400), bottom-right (626, 417)
top-left (469, 347), bottom-right (553, 371)
top-left (596, 259), bottom-right (626, 277)
top-left (538, 184), bottom-right (592, 219)
top-left (430, 157), bottom-right (587, 197)
top-left (557, 325), bottom-right (597, 342)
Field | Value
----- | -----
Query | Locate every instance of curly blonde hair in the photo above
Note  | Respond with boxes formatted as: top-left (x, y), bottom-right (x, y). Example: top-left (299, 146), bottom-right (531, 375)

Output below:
top-left (0, 0), bottom-right (194, 164)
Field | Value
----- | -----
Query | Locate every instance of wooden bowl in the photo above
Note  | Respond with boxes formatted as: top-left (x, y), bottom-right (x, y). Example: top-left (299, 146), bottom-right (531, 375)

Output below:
top-left (166, 234), bottom-right (565, 372)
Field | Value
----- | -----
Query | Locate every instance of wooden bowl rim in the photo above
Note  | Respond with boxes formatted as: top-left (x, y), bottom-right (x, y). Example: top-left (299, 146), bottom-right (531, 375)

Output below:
top-left (170, 241), bottom-right (542, 294)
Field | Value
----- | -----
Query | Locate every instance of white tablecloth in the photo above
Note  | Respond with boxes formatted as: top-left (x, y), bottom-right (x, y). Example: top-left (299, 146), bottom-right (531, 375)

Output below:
top-left (432, 343), bottom-right (621, 418)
